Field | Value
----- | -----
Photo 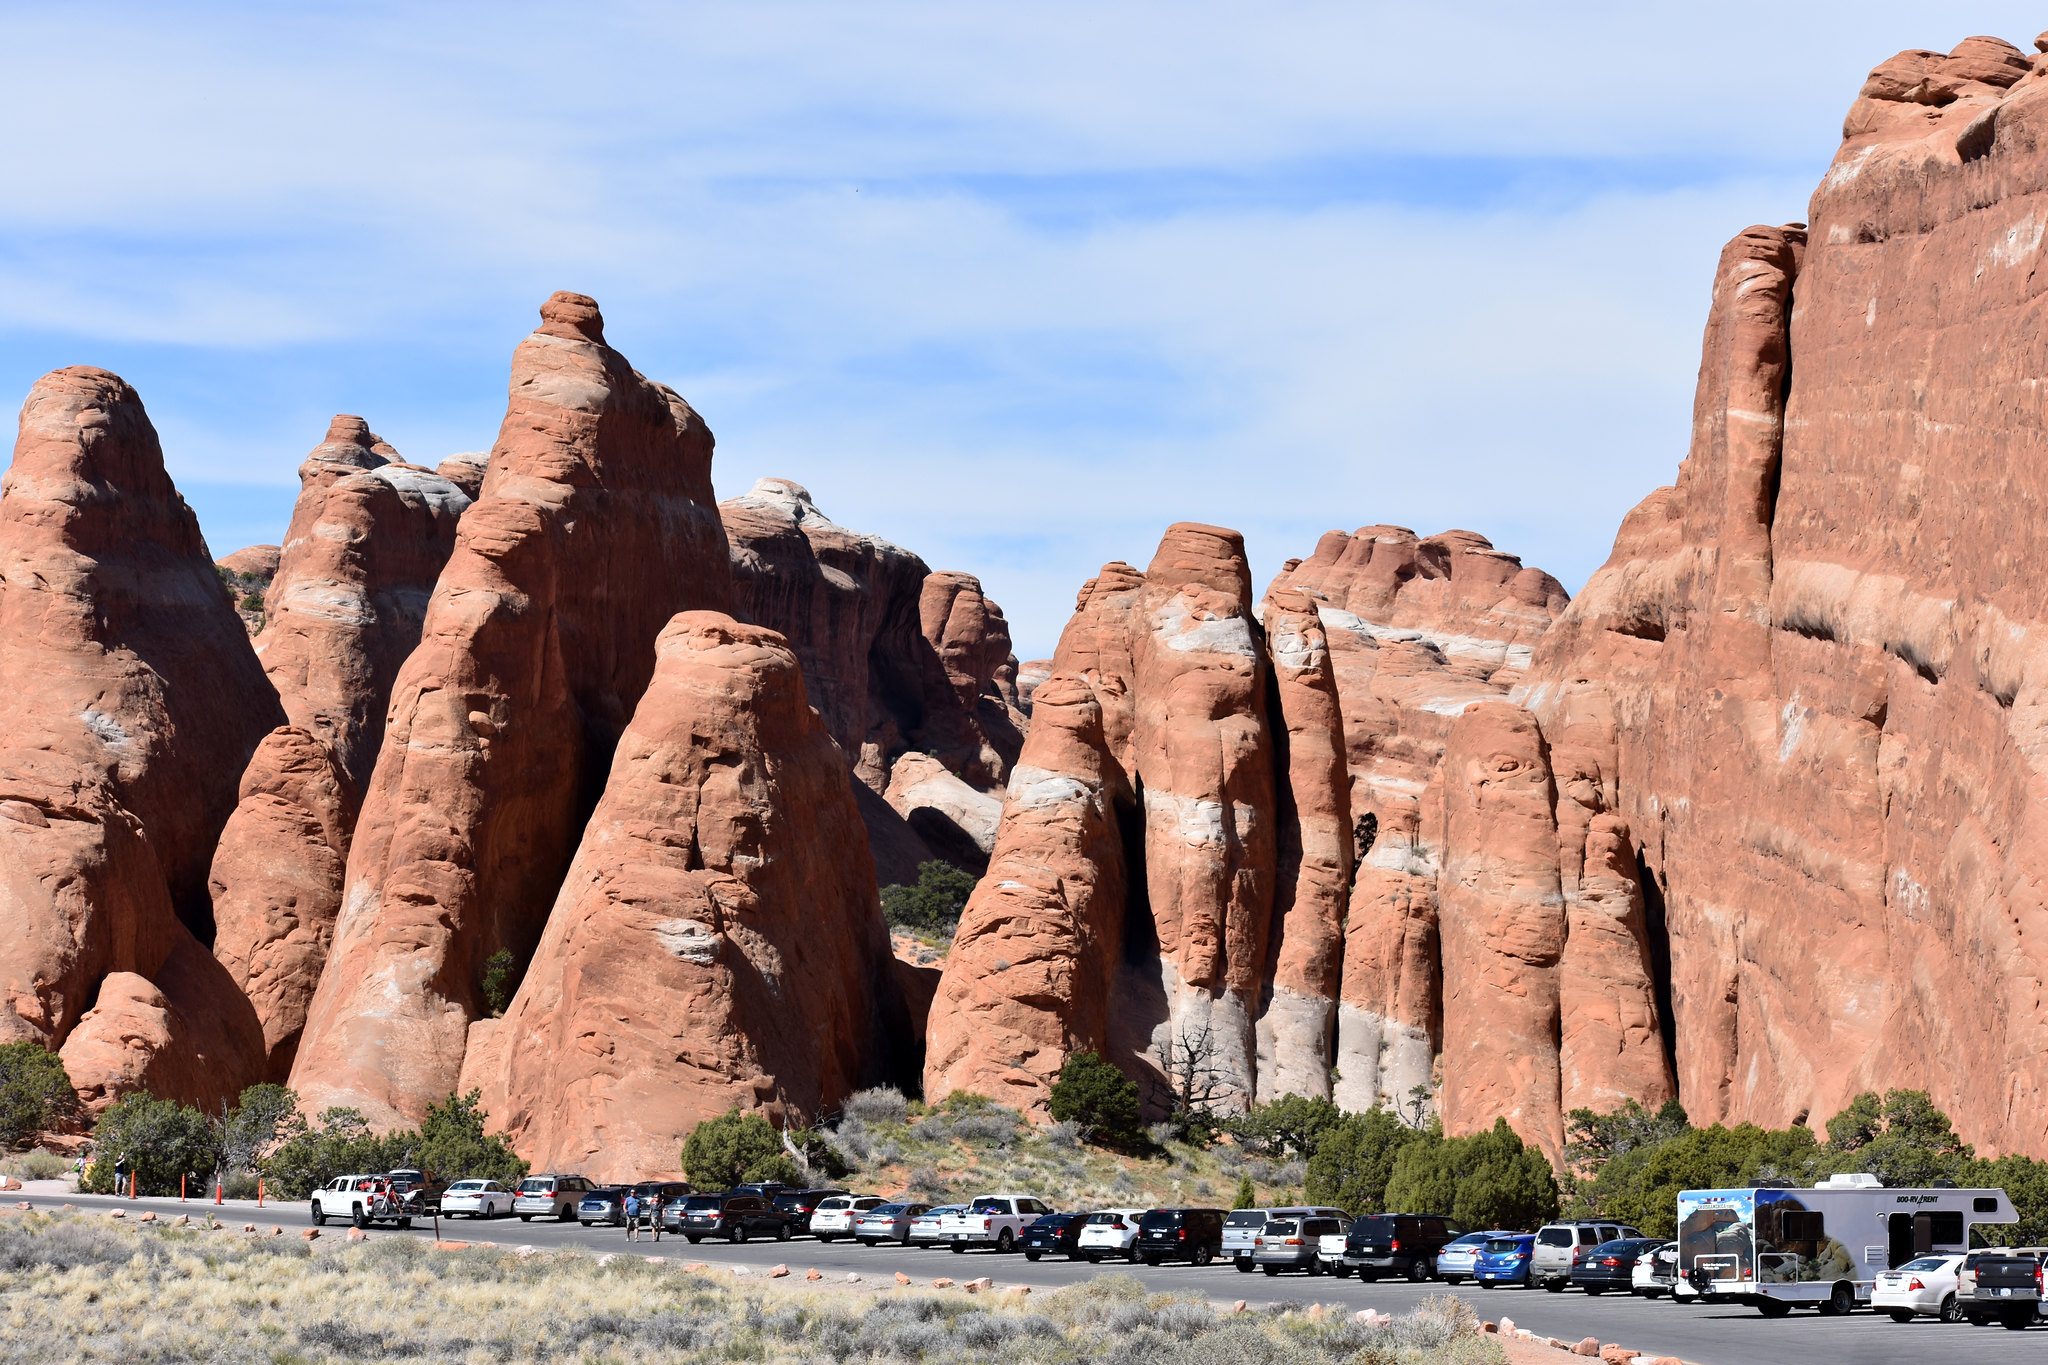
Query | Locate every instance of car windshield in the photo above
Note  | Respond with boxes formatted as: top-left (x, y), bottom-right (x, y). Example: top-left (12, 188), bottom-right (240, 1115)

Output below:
top-left (1900, 1256), bottom-right (1952, 1271)
top-left (969, 1199), bottom-right (1008, 1213)
top-left (1447, 1232), bottom-right (1489, 1246)
top-left (1086, 1212), bottom-right (1126, 1225)
top-left (869, 1205), bottom-right (904, 1216)
top-left (1485, 1238), bottom-right (1529, 1253)
top-left (1225, 1211), bottom-right (1266, 1228)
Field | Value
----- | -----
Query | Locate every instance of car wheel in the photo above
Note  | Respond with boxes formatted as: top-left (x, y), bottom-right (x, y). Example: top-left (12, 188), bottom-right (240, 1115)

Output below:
top-left (1584, 1286), bottom-right (1604, 1296)
top-left (951, 1244), bottom-right (966, 1254)
top-left (1087, 1253), bottom-right (1103, 1265)
top-left (777, 1223), bottom-right (791, 1242)
top-left (2005, 1309), bottom-right (2034, 1331)
top-left (311, 1202), bottom-right (325, 1227)
top-left (1262, 1265), bottom-right (1281, 1277)
top-left (398, 1217), bottom-right (412, 1230)
top-left (733, 1225), bottom-right (748, 1244)
top-left (1888, 1310), bottom-right (1916, 1323)
top-left (559, 1206), bottom-right (574, 1223)
top-left (996, 1230), bottom-right (1014, 1253)
top-left (1757, 1299), bottom-right (1793, 1318)
top-left (1306, 1260), bottom-right (1323, 1277)
top-left (686, 1235), bottom-right (701, 1245)
top-left (1193, 1246), bottom-right (1213, 1267)
top-left (1234, 1259), bottom-right (1255, 1274)
top-left (1331, 1263), bottom-right (1351, 1278)
top-left (519, 1214), bottom-right (532, 1223)
top-left (1542, 1279), bottom-right (1565, 1293)
top-left (1143, 1254), bottom-right (1160, 1267)
top-left (817, 1234), bottom-right (836, 1244)
top-left (1358, 1271), bottom-right (1379, 1283)
top-left (1940, 1294), bottom-right (1963, 1325)
top-left (1406, 1258), bottom-right (1428, 1283)
top-left (1480, 1280), bottom-right (1495, 1290)
top-left (352, 1206), bottom-right (369, 1229)
top-left (1443, 1275), bottom-right (1462, 1285)
top-left (1025, 1250), bottom-right (1042, 1262)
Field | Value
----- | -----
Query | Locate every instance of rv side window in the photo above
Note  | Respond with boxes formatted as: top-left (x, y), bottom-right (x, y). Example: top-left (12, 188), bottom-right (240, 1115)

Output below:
top-left (1974, 1197), bottom-right (1999, 1214)
top-left (1929, 1212), bottom-right (1964, 1245)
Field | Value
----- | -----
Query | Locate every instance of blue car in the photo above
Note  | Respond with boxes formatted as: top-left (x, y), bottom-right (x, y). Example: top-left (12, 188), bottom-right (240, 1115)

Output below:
top-left (1475, 1233), bottom-right (1536, 1287)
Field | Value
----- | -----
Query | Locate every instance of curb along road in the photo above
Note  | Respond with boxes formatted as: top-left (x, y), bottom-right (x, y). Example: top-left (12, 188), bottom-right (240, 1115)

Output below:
top-left (17, 1188), bottom-right (2044, 1365)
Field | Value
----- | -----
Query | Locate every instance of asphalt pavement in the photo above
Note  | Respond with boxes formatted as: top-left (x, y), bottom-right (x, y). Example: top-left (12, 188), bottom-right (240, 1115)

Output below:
top-left (21, 1187), bottom-right (2048, 1365)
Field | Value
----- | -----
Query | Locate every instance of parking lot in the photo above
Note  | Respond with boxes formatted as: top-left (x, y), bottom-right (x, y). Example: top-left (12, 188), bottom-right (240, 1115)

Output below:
top-left (24, 1187), bottom-right (2048, 1365)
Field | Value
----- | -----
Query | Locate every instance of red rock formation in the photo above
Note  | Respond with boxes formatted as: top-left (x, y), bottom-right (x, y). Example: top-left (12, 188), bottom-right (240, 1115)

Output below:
top-left (207, 727), bottom-right (353, 1075)
top-left (0, 367), bottom-right (274, 1107)
top-left (474, 613), bottom-right (902, 1175)
top-left (290, 293), bottom-right (732, 1127)
top-left (1267, 532), bottom-right (1573, 1115)
top-left (923, 675), bottom-right (1132, 1113)
top-left (1515, 33), bottom-right (2048, 1155)
top-left (1434, 702), bottom-right (1567, 1163)
top-left (435, 452), bottom-right (489, 499)
top-left (257, 417), bottom-right (472, 790)
top-left (1253, 588), bottom-right (1350, 1102)
top-left (719, 477), bottom-right (1023, 882)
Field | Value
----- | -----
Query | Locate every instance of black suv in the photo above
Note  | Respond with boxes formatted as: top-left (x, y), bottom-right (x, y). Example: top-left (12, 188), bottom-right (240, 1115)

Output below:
top-left (1342, 1213), bottom-right (1466, 1281)
top-left (1020, 1212), bottom-right (1086, 1262)
top-left (772, 1188), bottom-right (851, 1236)
top-left (1135, 1208), bottom-right (1225, 1266)
top-left (665, 1193), bottom-right (790, 1243)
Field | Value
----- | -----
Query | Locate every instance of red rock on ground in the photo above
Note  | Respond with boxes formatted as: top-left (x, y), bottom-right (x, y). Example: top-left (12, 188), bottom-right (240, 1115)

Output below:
top-left (0, 367), bottom-right (274, 1109)
top-left (474, 613), bottom-right (904, 1174)
top-left (922, 675), bottom-right (1132, 1114)
top-left (290, 293), bottom-right (733, 1128)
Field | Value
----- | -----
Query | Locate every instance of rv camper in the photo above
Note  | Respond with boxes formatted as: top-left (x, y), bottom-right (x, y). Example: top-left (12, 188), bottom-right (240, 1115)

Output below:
top-left (1676, 1173), bottom-right (2018, 1317)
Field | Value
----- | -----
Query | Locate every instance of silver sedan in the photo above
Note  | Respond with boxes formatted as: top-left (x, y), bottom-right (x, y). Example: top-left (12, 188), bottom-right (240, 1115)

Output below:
top-left (855, 1201), bottom-right (931, 1246)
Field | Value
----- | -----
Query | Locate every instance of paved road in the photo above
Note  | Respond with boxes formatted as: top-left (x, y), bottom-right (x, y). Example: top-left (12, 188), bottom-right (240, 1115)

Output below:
top-left (25, 1189), bottom-right (2048, 1365)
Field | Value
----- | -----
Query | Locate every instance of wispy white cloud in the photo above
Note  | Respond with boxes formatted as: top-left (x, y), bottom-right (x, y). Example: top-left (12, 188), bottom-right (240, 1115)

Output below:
top-left (1, 1), bottom-right (2040, 653)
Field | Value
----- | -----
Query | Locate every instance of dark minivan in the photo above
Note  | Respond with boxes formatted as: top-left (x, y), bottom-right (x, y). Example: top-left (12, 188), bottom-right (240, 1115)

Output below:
top-left (665, 1193), bottom-right (789, 1243)
top-left (1342, 1213), bottom-right (1466, 1281)
top-left (1135, 1208), bottom-right (1226, 1266)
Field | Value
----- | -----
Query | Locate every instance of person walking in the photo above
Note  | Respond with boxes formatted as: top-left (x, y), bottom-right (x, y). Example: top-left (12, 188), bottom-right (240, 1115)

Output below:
top-left (623, 1189), bottom-right (641, 1242)
top-left (648, 1190), bottom-right (663, 1243)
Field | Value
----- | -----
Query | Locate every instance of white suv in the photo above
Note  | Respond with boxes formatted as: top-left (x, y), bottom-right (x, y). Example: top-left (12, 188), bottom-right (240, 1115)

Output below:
top-left (810, 1195), bottom-right (885, 1242)
top-left (1532, 1220), bottom-right (1640, 1291)
top-left (513, 1174), bottom-right (593, 1222)
top-left (1076, 1207), bottom-right (1152, 1263)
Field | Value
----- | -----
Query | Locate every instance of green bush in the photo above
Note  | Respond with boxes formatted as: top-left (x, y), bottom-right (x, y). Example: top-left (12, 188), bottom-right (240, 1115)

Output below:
top-left (481, 949), bottom-right (518, 1017)
top-left (682, 1110), bottom-right (795, 1189)
top-left (1232, 1173), bottom-right (1256, 1209)
top-left (1969, 1153), bottom-right (2048, 1246)
top-left (0, 1042), bottom-right (76, 1149)
top-left (415, 1089), bottom-right (528, 1185)
top-left (1304, 1106), bottom-right (1429, 1215)
top-left (1226, 1094), bottom-right (1345, 1161)
top-left (85, 1094), bottom-right (218, 1196)
top-left (1047, 1051), bottom-right (1145, 1152)
top-left (261, 1107), bottom-right (414, 1198)
top-left (1581, 1121), bottom-right (1820, 1238)
top-left (879, 860), bottom-right (977, 937)
top-left (1818, 1089), bottom-right (1973, 1187)
top-left (1383, 1118), bottom-right (1559, 1231)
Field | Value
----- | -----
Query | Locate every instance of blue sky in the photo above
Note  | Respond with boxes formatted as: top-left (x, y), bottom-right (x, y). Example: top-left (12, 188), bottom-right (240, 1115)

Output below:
top-left (4, 2), bottom-right (2042, 657)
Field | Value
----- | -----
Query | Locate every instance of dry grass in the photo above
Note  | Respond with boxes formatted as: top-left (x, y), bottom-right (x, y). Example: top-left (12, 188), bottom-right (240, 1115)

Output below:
top-left (0, 1209), bottom-right (1505, 1364)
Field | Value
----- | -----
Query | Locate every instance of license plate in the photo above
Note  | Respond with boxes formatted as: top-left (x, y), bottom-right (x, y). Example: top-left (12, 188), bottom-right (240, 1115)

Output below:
top-left (2000, 1288), bottom-right (2013, 1296)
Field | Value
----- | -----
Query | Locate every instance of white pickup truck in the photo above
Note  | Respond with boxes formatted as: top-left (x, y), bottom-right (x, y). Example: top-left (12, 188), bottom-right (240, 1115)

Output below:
top-left (309, 1174), bottom-right (414, 1229)
top-left (939, 1194), bottom-right (1055, 1253)
top-left (1317, 1227), bottom-right (1349, 1274)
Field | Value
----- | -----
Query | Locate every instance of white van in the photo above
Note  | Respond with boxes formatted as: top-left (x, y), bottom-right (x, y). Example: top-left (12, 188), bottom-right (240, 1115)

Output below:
top-left (1677, 1174), bottom-right (2019, 1317)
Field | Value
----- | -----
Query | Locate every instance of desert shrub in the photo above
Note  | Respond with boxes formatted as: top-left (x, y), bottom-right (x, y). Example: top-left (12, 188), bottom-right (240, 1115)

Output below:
top-left (480, 948), bottom-right (518, 1017)
top-left (414, 1089), bottom-right (528, 1185)
top-left (262, 1107), bottom-right (413, 1197)
top-left (1047, 1051), bottom-right (1145, 1151)
top-left (0, 1042), bottom-right (76, 1149)
top-left (1043, 1119), bottom-right (1083, 1150)
top-left (85, 1093), bottom-right (218, 1195)
top-left (879, 860), bottom-right (977, 937)
top-left (948, 1107), bottom-right (1021, 1146)
top-left (830, 1119), bottom-right (874, 1166)
top-left (907, 1166), bottom-right (950, 1199)
top-left (0, 1147), bottom-right (69, 1181)
top-left (839, 1086), bottom-right (909, 1125)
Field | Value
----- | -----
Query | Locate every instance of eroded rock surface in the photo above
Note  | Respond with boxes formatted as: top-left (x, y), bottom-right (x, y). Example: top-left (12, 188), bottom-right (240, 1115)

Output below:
top-left (290, 293), bottom-right (732, 1127)
top-left (475, 613), bottom-right (902, 1175)
top-left (0, 367), bottom-right (274, 1109)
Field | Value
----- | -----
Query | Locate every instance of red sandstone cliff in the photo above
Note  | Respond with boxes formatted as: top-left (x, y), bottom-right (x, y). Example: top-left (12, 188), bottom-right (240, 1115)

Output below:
top-left (468, 613), bottom-right (902, 1174)
top-left (289, 293), bottom-right (733, 1127)
top-left (0, 367), bottom-right (276, 1111)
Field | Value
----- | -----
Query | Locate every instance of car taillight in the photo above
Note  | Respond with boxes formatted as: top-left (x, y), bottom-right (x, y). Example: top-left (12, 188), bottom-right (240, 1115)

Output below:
top-left (1284, 1238), bottom-right (1302, 1246)
top-left (1390, 1239), bottom-right (1401, 1251)
top-left (1907, 1277), bottom-right (1925, 1291)
top-left (1572, 1247), bottom-right (1584, 1262)
top-left (2037, 1264), bottom-right (2044, 1291)
top-left (1601, 1257), bottom-right (1619, 1267)
top-left (1177, 1229), bottom-right (1187, 1240)
top-left (1254, 1238), bottom-right (1264, 1247)
top-left (1741, 1267), bottom-right (1753, 1281)
top-left (981, 1218), bottom-right (991, 1229)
